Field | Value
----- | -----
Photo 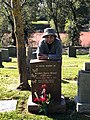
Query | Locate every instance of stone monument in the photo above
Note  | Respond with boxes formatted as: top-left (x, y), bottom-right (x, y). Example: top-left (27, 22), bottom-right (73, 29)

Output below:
top-left (7, 45), bottom-right (17, 57)
top-left (68, 46), bottom-right (76, 57)
top-left (88, 48), bottom-right (90, 56)
top-left (0, 50), bottom-right (4, 68)
top-left (76, 62), bottom-right (90, 113)
top-left (28, 59), bottom-right (66, 114)
top-left (0, 48), bottom-right (11, 62)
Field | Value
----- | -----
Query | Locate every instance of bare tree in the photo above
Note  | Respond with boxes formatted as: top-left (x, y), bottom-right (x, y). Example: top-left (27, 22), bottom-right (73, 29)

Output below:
top-left (11, 0), bottom-right (30, 90)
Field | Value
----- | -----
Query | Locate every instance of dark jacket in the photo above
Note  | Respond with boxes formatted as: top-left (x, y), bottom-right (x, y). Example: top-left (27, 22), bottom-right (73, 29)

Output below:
top-left (37, 38), bottom-right (62, 60)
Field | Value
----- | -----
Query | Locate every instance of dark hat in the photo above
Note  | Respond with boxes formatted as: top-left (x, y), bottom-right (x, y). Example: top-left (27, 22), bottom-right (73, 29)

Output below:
top-left (42, 28), bottom-right (57, 38)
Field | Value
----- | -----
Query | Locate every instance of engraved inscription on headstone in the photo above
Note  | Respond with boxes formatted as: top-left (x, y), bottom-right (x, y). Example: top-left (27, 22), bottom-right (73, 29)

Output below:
top-left (30, 59), bottom-right (61, 102)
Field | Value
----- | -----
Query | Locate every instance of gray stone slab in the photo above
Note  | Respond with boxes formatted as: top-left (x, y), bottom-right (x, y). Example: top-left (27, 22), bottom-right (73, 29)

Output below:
top-left (78, 70), bottom-right (90, 103)
top-left (0, 48), bottom-right (12, 62)
top-left (7, 45), bottom-right (17, 57)
top-left (84, 62), bottom-right (90, 71)
top-left (0, 100), bottom-right (17, 112)
top-left (0, 50), bottom-right (4, 68)
top-left (68, 46), bottom-right (76, 57)
top-left (88, 48), bottom-right (90, 56)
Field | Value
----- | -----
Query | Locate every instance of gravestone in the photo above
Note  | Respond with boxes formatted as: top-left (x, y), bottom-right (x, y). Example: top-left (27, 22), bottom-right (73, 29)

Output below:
top-left (84, 62), bottom-right (90, 71)
top-left (26, 46), bottom-right (36, 80)
top-left (28, 59), bottom-right (66, 114)
top-left (0, 100), bottom-right (17, 112)
top-left (30, 59), bottom-right (61, 102)
top-left (68, 46), bottom-right (76, 57)
top-left (31, 48), bottom-right (37, 59)
top-left (7, 45), bottom-right (17, 57)
top-left (1, 48), bottom-right (11, 62)
top-left (76, 62), bottom-right (90, 113)
top-left (88, 48), bottom-right (90, 56)
top-left (0, 50), bottom-right (4, 68)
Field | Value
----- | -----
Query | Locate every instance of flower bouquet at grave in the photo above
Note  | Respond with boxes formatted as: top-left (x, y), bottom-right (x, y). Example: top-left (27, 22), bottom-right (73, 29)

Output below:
top-left (34, 84), bottom-right (51, 115)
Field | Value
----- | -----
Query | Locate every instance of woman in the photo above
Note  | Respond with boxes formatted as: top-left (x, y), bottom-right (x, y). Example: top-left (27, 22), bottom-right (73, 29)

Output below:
top-left (37, 28), bottom-right (62, 60)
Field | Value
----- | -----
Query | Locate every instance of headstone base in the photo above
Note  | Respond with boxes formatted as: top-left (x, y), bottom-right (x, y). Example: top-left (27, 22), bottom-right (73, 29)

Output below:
top-left (27, 95), bottom-right (66, 114)
top-left (77, 102), bottom-right (90, 113)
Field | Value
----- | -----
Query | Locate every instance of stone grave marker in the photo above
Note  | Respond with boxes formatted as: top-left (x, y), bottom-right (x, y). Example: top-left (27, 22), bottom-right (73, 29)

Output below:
top-left (7, 45), bottom-right (17, 57)
top-left (0, 50), bottom-right (4, 68)
top-left (26, 47), bottom-right (37, 80)
top-left (0, 100), bottom-right (17, 112)
top-left (30, 59), bottom-right (61, 102)
top-left (1, 48), bottom-right (11, 62)
top-left (76, 62), bottom-right (90, 113)
top-left (28, 59), bottom-right (66, 114)
top-left (68, 46), bottom-right (76, 57)
top-left (88, 48), bottom-right (90, 56)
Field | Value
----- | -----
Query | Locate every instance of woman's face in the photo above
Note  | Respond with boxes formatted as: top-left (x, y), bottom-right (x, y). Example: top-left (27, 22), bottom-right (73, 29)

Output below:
top-left (45, 35), bottom-right (55, 44)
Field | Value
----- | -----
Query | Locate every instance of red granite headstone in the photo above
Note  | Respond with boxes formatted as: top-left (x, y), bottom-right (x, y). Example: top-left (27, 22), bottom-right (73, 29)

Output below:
top-left (30, 59), bottom-right (61, 102)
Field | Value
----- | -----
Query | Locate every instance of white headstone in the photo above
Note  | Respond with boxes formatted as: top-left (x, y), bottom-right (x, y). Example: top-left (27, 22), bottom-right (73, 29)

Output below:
top-left (0, 100), bottom-right (17, 112)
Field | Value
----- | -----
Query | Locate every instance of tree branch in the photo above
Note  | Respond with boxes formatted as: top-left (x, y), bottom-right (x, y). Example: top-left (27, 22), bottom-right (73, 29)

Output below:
top-left (21, 0), bottom-right (27, 7)
top-left (2, 0), bottom-right (11, 8)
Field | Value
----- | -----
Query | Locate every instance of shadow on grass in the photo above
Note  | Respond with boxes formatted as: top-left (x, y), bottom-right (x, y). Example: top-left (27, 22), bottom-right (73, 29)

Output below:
top-left (62, 76), bottom-right (78, 81)
top-left (61, 79), bottom-right (69, 84)
top-left (28, 96), bottom-right (90, 120)
top-left (47, 97), bottom-right (90, 120)
top-left (46, 97), bottom-right (75, 120)
top-left (4, 67), bottom-right (17, 69)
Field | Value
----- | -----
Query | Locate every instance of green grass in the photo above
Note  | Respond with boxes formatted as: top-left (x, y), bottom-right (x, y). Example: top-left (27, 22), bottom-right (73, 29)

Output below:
top-left (62, 55), bottom-right (90, 80)
top-left (0, 55), bottom-right (90, 120)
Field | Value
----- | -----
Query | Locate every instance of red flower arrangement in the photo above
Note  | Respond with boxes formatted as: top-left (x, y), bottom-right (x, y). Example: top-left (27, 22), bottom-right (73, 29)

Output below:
top-left (34, 84), bottom-right (51, 115)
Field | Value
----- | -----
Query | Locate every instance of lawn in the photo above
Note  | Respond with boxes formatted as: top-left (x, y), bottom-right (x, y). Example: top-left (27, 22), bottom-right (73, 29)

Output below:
top-left (0, 55), bottom-right (90, 120)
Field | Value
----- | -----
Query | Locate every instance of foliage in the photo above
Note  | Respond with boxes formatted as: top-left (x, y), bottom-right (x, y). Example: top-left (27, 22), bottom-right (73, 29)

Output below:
top-left (38, 0), bottom-right (90, 46)
top-left (62, 35), bottom-right (70, 46)
top-left (22, 0), bottom-right (40, 35)
top-left (0, 0), bottom-right (40, 45)
top-left (1, 32), bottom-right (13, 47)
top-left (40, 0), bottom-right (66, 39)
top-left (64, 0), bottom-right (90, 46)
top-left (65, 20), bottom-right (81, 46)
top-left (0, 0), bottom-right (90, 46)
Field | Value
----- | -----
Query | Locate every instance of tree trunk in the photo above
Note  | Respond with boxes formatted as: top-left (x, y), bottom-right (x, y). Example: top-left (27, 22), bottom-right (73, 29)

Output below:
top-left (12, 25), bottom-right (16, 46)
top-left (7, 15), bottom-right (16, 46)
top-left (53, 18), bottom-right (61, 40)
top-left (11, 0), bottom-right (30, 90)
